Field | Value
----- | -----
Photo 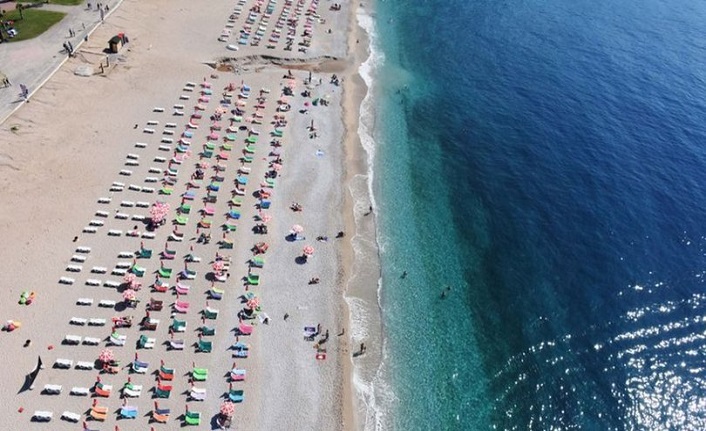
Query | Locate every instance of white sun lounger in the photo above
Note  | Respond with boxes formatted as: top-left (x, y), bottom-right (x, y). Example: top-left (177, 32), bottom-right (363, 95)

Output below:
top-left (83, 337), bottom-right (101, 346)
top-left (123, 384), bottom-right (143, 397)
top-left (165, 122), bottom-right (177, 128)
top-left (153, 107), bottom-right (164, 112)
top-left (32, 411), bottom-right (53, 422)
top-left (135, 142), bottom-right (148, 148)
top-left (174, 103), bottom-right (185, 109)
top-left (76, 297), bottom-right (93, 306)
top-left (128, 184), bottom-right (141, 191)
top-left (118, 251), bottom-right (134, 258)
top-left (111, 268), bottom-right (127, 276)
top-left (108, 230), bottom-right (123, 236)
top-left (75, 362), bottom-right (94, 370)
top-left (59, 277), bottom-right (75, 285)
top-left (121, 201), bottom-right (135, 207)
top-left (125, 160), bottom-right (140, 166)
top-left (83, 227), bottom-right (97, 233)
top-left (43, 384), bottom-right (62, 395)
top-left (99, 299), bottom-right (116, 307)
top-left (70, 386), bottom-right (90, 395)
top-left (85, 279), bottom-right (101, 286)
top-left (142, 232), bottom-right (156, 239)
top-left (174, 110), bottom-right (185, 116)
top-left (119, 169), bottom-right (133, 176)
top-left (143, 128), bottom-right (155, 133)
top-left (95, 210), bottom-right (109, 217)
top-left (149, 167), bottom-right (163, 174)
top-left (158, 144), bottom-right (172, 150)
top-left (76, 246), bottom-right (91, 253)
top-left (98, 197), bottom-right (112, 204)
top-left (109, 333), bottom-right (127, 346)
top-left (92, 266), bottom-right (108, 274)
top-left (61, 411), bottom-right (81, 422)
top-left (115, 261), bottom-right (132, 269)
top-left (141, 187), bottom-right (155, 194)
top-left (88, 318), bottom-right (107, 326)
top-left (71, 255), bottom-right (87, 263)
top-left (54, 358), bottom-right (73, 369)
top-left (136, 201), bottom-right (150, 208)
top-left (112, 181), bottom-right (126, 187)
top-left (66, 264), bottom-right (82, 272)
top-left (116, 212), bottom-right (129, 219)
top-left (64, 335), bottom-right (82, 345)
top-left (145, 176), bottom-right (159, 183)
top-left (190, 387), bottom-right (207, 401)
top-left (163, 129), bottom-right (174, 135)
top-left (70, 317), bottom-right (87, 326)
top-left (180, 94), bottom-right (190, 100)
top-left (104, 280), bottom-right (121, 288)
top-left (147, 120), bottom-right (159, 126)
top-left (89, 220), bottom-right (104, 226)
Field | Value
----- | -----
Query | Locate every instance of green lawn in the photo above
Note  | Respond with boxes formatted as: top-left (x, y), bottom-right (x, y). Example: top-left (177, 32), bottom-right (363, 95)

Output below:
top-left (2, 8), bottom-right (66, 42)
top-left (22, 0), bottom-right (84, 5)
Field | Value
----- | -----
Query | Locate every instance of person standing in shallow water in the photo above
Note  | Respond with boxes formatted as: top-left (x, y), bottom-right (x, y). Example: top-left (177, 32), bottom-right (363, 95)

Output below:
top-left (441, 286), bottom-right (451, 299)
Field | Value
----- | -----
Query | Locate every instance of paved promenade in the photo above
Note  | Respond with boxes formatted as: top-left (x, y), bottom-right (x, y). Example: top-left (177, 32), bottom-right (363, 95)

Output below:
top-left (0, 0), bottom-right (122, 124)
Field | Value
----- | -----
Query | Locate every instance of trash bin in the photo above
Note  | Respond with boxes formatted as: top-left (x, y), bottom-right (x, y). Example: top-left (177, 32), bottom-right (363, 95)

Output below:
top-left (108, 35), bottom-right (122, 53)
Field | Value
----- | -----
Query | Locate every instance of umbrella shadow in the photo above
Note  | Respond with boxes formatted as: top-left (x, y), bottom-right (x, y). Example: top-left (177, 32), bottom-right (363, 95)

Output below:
top-left (295, 256), bottom-right (308, 265)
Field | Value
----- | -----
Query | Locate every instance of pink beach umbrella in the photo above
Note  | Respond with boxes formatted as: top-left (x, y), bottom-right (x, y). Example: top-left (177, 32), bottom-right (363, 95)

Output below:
top-left (149, 201), bottom-right (170, 224)
top-left (212, 261), bottom-right (225, 274)
top-left (122, 290), bottom-right (136, 302)
top-left (98, 348), bottom-right (114, 363)
top-left (302, 245), bottom-right (315, 257)
top-left (199, 161), bottom-right (210, 169)
top-left (246, 297), bottom-right (260, 310)
top-left (220, 401), bottom-right (236, 417)
top-left (208, 132), bottom-right (220, 140)
top-left (260, 213), bottom-right (272, 223)
top-left (291, 224), bottom-right (304, 234)
top-left (271, 163), bottom-right (282, 171)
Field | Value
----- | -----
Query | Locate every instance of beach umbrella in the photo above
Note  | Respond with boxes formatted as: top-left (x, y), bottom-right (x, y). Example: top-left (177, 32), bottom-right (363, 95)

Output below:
top-left (149, 202), bottom-right (170, 224)
top-left (98, 349), bottom-right (114, 363)
top-left (271, 163), bottom-right (282, 171)
top-left (123, 273), bottom-right (137, 287)
top-left (260, 213), bottom-right (272, 223)
top-left (212, 261), bottom-right (225, 274)
top-left (246, 298), bottom-right (260, 310)
top-left (199, 161), bottom-right (210, 169)
top-left (303, 245), bottom-right (315, 257)
top-left (291, 224), bottom-right (304, 234)
top-left (122, 290), bottom-right (136, 301)
top-left (220, 401), bottom-right (236, 417)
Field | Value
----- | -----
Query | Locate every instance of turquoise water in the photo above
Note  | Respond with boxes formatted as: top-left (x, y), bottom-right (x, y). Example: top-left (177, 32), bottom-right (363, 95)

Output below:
top-left (366, 0), bottom-right (706, 429)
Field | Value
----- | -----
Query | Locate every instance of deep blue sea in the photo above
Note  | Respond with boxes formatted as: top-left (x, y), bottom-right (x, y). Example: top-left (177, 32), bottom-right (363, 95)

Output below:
top-left (365, 0), bottom-right (706, 429)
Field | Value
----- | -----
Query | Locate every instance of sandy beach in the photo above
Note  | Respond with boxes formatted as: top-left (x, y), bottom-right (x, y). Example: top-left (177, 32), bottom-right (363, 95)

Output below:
top-left (0, 0), bottom-right (375, 428)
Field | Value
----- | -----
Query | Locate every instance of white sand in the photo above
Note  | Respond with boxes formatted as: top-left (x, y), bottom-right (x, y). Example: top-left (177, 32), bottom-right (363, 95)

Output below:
top-left (0, 0), bottom-right (363, 428)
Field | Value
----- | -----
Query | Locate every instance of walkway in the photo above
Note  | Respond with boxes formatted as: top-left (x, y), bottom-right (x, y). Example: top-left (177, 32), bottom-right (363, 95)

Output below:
top-left (0, 0), bottom-right (123, 125)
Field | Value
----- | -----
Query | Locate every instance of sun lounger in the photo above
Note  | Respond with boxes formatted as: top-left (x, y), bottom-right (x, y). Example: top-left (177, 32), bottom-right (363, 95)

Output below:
top-left (189, 386), bottom-right (207, 401)
top-left (173, 300), bottom-right (190, 313)
top-left (123, 383), bottom-right (143, 397)
top-left (237, 322), bottom-right (254, 335)
top-left (169, 338), bottom-right (185, 350)
top-left (32, 411), bottom-right (53, 422)
top-left (75, 361), bottom-right (94, 370)
top-left (135, 141), bottom-right (148, 148)
top-left (85, 278), bottom-right (101, 286)
top-left (209, 286), bottom-right (225, 300)
top-left (184, 408), bottom-right (201, 426)
top-left (70, 317), bottom-right (87, 326)
top-left (60, 411), bottom-right (80, 422)
top-left (228, 388), bottom-right (244, 403)
top-left (153, 404), bottom-right (171, 423)
top-left (197, 339), bottom-right (212, 353)
top-left (247, 273), bottom-right (260, 285)
top-left (90, 405), bottom-right (108, 421)
top-left (83, 337), bottom-right (101, 345)
top-left (70, 386), bottom-right (90, 395)
top-left (99, 299), bottom-right (116, 307)
top-left (142, 232), bottom-right (156, 239)
top-left (83, 227), bottom-right (98, 233)
top-left (231, 367), bottom-right (246, 381)
top-left (138, 334), bottom-right (156, 349)
top-left (200, 325), bottom-right (216, 336)
top-left (88, 318), bottom-right (106, 326)
top-left (192, 367), bottom-right (208, 381)
top-left (63, 335), bottom-right (81, 345)
top-left (94, 382), bottom-right (112, 397)
top-left (109, 332), bottom-right (127, 346)
top-left (54, 358), bottom-right (73, 369)
top-left (43, 384), bottom-right (62, 395)
top-left (159, 364), bottom-right (175, 380)
top-left (202, 307), bottom-right (219, 320)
